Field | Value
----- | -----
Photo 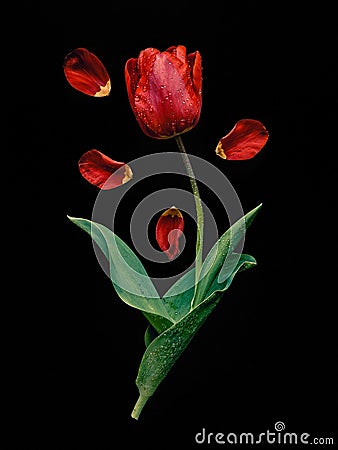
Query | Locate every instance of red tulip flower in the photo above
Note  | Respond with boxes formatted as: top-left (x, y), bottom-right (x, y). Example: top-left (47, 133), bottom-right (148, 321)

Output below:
top-left (156, 207), bottom-right (184, 260)
top-left (78, 149), bottom-right (133, 190)
top-left (63, 48), bottom-right (111, 97)
top-left (216, 119), bottom-right (269, 160)
top-left (125, 45), bottom-right (202, 139)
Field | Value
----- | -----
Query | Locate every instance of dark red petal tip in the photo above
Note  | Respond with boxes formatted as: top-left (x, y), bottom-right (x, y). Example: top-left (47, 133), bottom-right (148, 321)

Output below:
top-left (78, 149), bottom-right (133, 190)
top-left (155, 206), bottom-right (184, 260)
top-left (216, 119), bottom-right (269, 160)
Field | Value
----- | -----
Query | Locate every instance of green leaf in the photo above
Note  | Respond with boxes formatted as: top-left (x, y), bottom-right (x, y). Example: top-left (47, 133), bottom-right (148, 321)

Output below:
top-left (131, 253), bottom-right (256, 420)
top-left (204, 253), bottom-right (257, 298)
top-left (161, 267), bottom-right (196, 321)
top-left (148, 252), bottom-right (256, 343)
top-left (144, 324), bottom-right (158, 347)
top-left (142, 313), bottom-right (173, 336)
top-left (193, 203), bottom-right (262, 306)
top-left (68, 216), bottom-right (175, 328)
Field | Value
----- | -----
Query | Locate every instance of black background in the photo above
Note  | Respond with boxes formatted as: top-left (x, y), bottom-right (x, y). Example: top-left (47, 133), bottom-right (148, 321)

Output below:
top-left (11, 2), bottom-right (337, 448)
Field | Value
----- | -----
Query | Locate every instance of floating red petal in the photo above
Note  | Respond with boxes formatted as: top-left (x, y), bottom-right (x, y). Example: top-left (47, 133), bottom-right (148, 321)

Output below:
top-left (63, 48), bottom-right (111, 97)
top-left (78, 149), bottom-right (133, 190)
top-left (155, 207), bottom-right (184, 260)
top-left (216, 119), bottom-right (269, 160)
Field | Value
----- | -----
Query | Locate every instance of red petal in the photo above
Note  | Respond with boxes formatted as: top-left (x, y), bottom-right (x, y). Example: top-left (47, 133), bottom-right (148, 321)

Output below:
top-left (188, 50), bottom-right (202, 97)
top-left (63, 48), bottom-right (111, 97)
top-left (78, 150), bottom-right (133, 190)
top-left (216, 119), bottom-right (269, 160)
top-left (155, 207), bottom-right (184, 260)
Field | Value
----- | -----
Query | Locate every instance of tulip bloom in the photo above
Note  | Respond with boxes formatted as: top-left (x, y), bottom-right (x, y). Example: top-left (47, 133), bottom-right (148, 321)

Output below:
top-left (63, 48), bottom-right (111, 97)
top-left (125, 45), bottom-right (202, 139)
top-left (216, 119), bottom-right (269, 160)
top-left (78, 149), bottom-right (133, 190)
top-left (156, 207), bottom-right (184, 260)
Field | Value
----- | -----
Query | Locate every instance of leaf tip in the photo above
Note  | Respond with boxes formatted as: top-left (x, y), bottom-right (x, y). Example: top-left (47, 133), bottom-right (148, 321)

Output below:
top-left (251, 202), bottom-right (263, 218)
top-left (67, 214), bottom-right (79, 224)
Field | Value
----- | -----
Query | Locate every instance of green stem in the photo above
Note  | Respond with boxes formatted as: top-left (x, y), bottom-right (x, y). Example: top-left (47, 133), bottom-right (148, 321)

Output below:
top-left (131, 392), bottom-right (151, 420)
top-left (175, 135), bottom-right (204, 308)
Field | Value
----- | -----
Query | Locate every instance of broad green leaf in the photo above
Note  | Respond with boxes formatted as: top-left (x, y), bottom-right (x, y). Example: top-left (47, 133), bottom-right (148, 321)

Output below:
top-left (68, 216), bottom-right (175, 327)
top-left (142, 313), bottom-right (173, 336)
top-left (149, 252), bottom-right (256, 343)
top-left (161, 267), bottom-right (196, 321)
top-left (205, 253), bottom-right (257, 299)
top-left (131, 253), bottom-right (256, 419)
top-left (144, 324), bottom-right (158, 347)
top-left (193, 203), bottom-right (262, 306)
